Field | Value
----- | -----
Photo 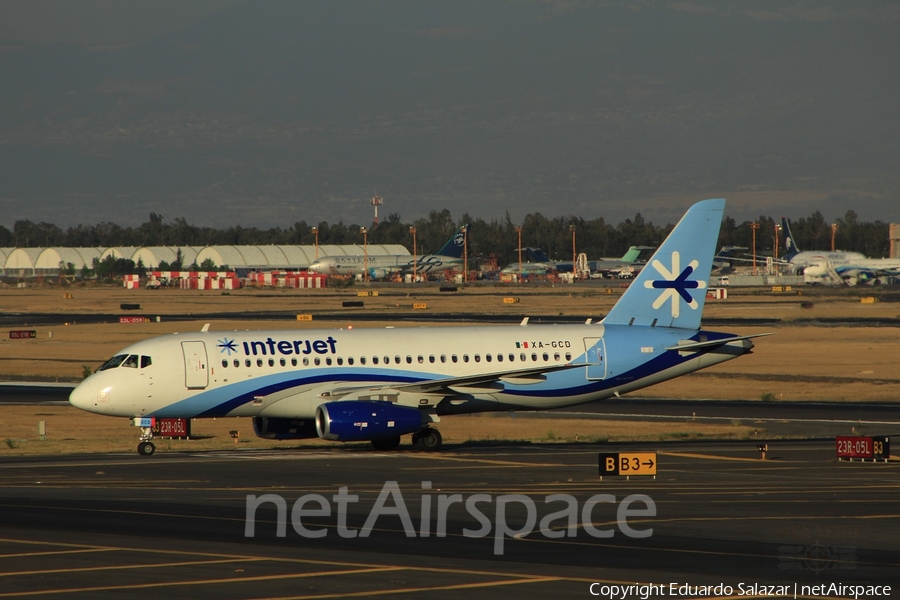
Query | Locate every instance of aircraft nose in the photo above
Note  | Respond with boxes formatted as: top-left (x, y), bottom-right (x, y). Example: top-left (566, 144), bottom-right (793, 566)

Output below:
top-left (69, 380), bottom-right (96, 411)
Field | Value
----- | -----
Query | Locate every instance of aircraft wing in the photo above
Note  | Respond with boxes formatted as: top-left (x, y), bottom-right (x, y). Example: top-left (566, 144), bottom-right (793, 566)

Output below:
top-left (327, 363), bottom-right (586, 399)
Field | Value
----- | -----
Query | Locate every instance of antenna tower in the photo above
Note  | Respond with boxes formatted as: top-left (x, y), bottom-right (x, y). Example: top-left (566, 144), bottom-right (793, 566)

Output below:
top-left (371, 193), bottom-right (383, 224)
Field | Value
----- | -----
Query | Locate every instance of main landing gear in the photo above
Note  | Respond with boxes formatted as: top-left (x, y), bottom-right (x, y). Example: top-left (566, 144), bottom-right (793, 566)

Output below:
top-left (412, 427), bottom-right (442, 451)
top-left (137, 426), bottom-right (155, 456)
top-left (368, 427), bottom-right (443, 451)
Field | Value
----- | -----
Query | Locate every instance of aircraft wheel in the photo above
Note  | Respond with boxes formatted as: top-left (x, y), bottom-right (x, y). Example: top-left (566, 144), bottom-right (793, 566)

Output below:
top-left (414, 428), bottom-right (442, 452)
top-left (138, 441), bottom-right (156, 456)
top-left (371, 436), bottom-right (401, 451)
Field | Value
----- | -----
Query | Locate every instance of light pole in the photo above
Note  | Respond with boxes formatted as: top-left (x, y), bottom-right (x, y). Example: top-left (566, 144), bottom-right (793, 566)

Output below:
top-left (311, 226), bottom-right (319, 260)
top-left (774, 223), bottom-right (780, 262)
top-left (831, 223), bottom-right (837, 251)
top-left (360, 226), bottom-right (368, 282)
top-left (409, 226), bottom-right (417, 283)
top-left (569, 224), bottom-right (576, 279)
top-left (461, 225), bottom-right (468, 283)
top-left (749, 222), bottom-right (760, 276)
top-left (515, 225), bottom-right (522, 283)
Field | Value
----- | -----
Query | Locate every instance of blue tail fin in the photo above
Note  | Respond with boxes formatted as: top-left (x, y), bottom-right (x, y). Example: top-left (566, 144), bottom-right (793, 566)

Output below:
top-left (524, 248), bottom-right (552, 263)
top-left (603, 199), bottom-right (725, 330)
top-left (435, 225), bottom-right (469, 258)
top-left (781, 217), bottom-right (799, 259)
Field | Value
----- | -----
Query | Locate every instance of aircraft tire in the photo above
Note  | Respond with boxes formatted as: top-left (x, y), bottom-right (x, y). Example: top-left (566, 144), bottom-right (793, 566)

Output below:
top-left (414, 428), bottom-right (442, 452)
top-left (138, 441), bottom-right (156, 456)
top-left (371, 436), bottom-right (401, 451)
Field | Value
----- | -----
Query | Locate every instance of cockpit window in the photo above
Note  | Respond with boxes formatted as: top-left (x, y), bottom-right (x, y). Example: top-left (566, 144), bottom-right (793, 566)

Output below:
top-left (122, 355), bottom-right (139, 368)
top-left (141, 356), bottom-right (152, 368)
top-left (98, 354), bottom-right (128, 371)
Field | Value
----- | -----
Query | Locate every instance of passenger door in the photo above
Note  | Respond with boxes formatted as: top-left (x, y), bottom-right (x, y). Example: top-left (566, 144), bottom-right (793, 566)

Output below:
top-left (182, 341), bottom-right (209, 389)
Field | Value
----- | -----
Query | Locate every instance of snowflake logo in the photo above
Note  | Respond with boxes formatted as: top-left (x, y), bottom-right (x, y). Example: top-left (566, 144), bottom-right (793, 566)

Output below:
top-left (643, 251), bottom-right (706, 318)
top-left (217, 338), bottom-right (238, 356)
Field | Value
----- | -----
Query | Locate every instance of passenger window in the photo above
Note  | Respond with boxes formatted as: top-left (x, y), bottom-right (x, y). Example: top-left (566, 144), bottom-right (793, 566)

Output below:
top-left (429, 355), bottom-right (435, 363)
top-left (141, 356), bottom-right (152, 368)
top-left (373, 356), bottom-right (379, 365)
top-left (268, 358), bottom-right (275, 367)
top-left (531, 353), bottom-right (538, 362)
top-left (543, 353), bottom-right (549, 361)
top-left (554, 353), bottom-right (560, 361)
top-left (257, 358), bottom-right (263, 367)
top-left (509, 353), bottom-right (515, 362)
top-left (474, 354), bottom-right (481, 363)
top-left (291, 358), bottom-right (297, 366)
top-left (314, 357), bottom-right (321, 366)
top-left (221, 359), bottom-right (228, 368)
top-left (233, 359), bottom-right (239, 368)
top-left (280, 358), bottom-right (286, 367)
top-left (245, 359), bottom-right (251, 367)
top-left (337, 357), bottom-right (344, 366)
top-left (497, 354), bottom-right (503, 362)
top-left (99, 354), bottom-right (128, 371)
top-left (486, 354), bottom-right (492, 362)
top-left (406, 356), bottom-right (412, 364)
top-left (463, 354), bottom-right (469, 363)
top-left (326, 358), bottom-right (333, 366)
top-left (395, 355), bottom-right (401, 364)
top-left (520, 353), bottom-right (526, 362)
top-left (565, 352), bottom-right (572, 361)
top-left (452, 355), bottom-right (458, 363)
top-left (303, 358), bottom-right (309, 366)
top-left (417, 356), bottom-right (424, 364)
top-left (440, 355), bottom-right (446, 363)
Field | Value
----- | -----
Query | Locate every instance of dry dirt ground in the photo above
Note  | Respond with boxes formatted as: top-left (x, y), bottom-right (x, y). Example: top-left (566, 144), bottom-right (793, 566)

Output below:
top-left (0, 283), bottom-right (897, 454)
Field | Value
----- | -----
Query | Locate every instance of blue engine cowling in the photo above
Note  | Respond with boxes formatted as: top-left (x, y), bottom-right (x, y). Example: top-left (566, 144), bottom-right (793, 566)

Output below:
top-left (316, 401), bottom-right (423, 442)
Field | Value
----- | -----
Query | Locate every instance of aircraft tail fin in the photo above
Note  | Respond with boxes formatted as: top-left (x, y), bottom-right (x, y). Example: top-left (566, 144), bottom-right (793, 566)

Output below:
top-left (619, 246), bottom-right (642, 262)
top-left (781, 217), bottom-right (799, 259)
top-left (602, 199), bottom-right (725, 330)
top-left (524, 247), bottom-right (551, 263)
top-left (435, 224), bottom-right (469, 258)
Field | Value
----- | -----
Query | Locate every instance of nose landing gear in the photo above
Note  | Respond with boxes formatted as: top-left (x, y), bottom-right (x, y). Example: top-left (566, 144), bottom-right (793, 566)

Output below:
top-left (137, 426), bottom-right (155, 455)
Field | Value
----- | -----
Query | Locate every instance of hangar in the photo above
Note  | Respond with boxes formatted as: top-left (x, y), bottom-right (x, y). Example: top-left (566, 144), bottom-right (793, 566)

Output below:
top-left (1, 244), bottom-right (409, 278)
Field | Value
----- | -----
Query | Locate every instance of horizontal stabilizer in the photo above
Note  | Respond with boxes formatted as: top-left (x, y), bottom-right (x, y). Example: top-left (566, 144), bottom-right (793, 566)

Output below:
top-left (665, 333), bottom-right (772, 352)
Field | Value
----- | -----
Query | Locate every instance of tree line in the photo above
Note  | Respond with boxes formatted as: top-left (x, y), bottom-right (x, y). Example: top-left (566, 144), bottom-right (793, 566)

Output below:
top-left (2, 208), bottom-right (893, 269)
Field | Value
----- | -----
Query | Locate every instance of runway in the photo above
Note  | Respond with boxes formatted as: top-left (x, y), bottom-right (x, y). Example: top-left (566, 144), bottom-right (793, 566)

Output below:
top-left (1, 441), bottom-right (898, 598)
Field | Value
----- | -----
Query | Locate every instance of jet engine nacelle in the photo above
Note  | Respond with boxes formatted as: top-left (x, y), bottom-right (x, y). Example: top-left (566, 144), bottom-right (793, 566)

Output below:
top-left (803, 262), bottom-right (828, 278)
top-left (368, 268), bottom-right (392, 280)
top-left (316, 401), bottom-right (423, 442)
top-left (253, 417), bottom-right (319, 440)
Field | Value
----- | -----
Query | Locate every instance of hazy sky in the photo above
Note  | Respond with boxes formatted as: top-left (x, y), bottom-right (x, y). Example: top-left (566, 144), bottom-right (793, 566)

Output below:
top-left (1, 1), bottom-right (898, 230)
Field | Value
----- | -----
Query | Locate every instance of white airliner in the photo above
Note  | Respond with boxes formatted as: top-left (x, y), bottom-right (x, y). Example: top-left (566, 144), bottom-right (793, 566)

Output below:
top-left (781, 217), bottom-right (900, 285)
top-left (307, 225), bottom-right (467, 279)
top-left (70, 199), bottom-right (767, 455)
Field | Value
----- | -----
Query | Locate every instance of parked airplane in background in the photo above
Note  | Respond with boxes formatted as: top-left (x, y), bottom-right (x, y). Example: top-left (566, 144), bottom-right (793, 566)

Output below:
top-left (70, 199), bottom-right (767, 456)
top-left (500, 246), bottom-right (654, 278)
top-left (781, 218), bottom-right (900, 285)
top-left (307, 225), bottom-right (467, 279)
top-left (781, 217), bottom-right (866, 271)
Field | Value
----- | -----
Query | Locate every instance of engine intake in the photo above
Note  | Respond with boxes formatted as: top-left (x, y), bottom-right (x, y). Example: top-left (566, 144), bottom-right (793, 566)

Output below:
top-left (316, 401), bottom-right (423, 442)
